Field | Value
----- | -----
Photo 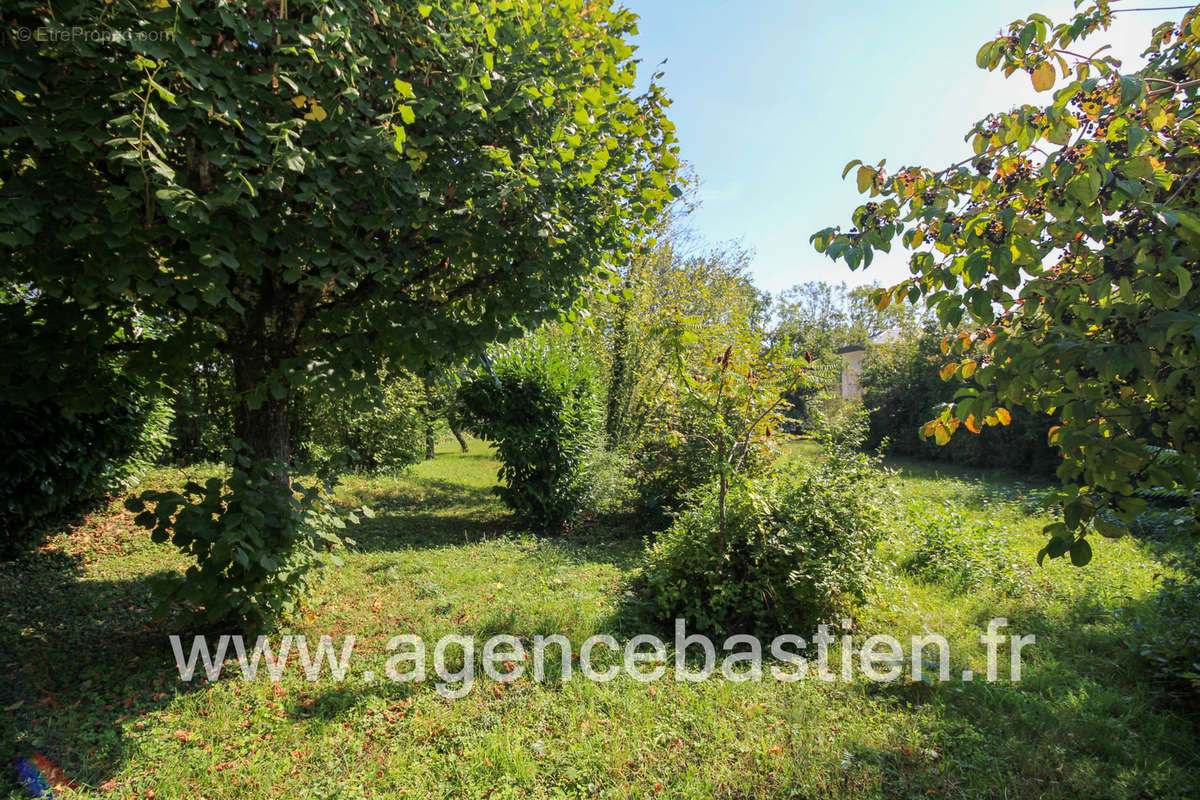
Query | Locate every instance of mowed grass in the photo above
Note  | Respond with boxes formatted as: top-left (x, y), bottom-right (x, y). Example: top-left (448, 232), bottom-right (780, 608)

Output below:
top-left (1, 439), bottom-right (1197, 799)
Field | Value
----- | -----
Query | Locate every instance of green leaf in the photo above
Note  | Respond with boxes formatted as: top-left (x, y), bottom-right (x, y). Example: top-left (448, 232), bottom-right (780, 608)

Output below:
top-left (1094, 517), bottom-right (1126, 538)
top-left (1119, 75), bottom-right (1142, 107)
top-left (1170, 264), bottom-right (1193, 299)
top-left (1069, 538), bottom-right (1092, 566)
top-left (976, 40), bottom-right (998, 69)
top-left (148, 78), bottom-right (177, 104)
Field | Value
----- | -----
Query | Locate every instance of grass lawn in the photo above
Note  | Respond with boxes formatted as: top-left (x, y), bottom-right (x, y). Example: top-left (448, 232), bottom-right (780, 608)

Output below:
top-left (1, 439), bottom-right (1197, 798)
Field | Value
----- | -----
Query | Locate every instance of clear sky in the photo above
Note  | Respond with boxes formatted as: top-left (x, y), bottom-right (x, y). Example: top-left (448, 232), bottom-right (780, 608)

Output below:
top-left (629, 0), bottom-right (1174, 295)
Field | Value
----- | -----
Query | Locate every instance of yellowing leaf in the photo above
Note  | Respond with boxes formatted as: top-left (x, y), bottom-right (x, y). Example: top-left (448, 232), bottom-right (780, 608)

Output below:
top-left (934, 425), bottom-right (951, 446)
top-left (304, 104), bottom-right (327, 122)
top-left (939, 362), bottom-right (959, 381)
top-left (995, 407), bottom-right (1012, 426)
top-left (856, 166), bottom-right (875, 194)
top-left (1031, 61), bottom-right (1056, 92)
top-left (291, 95), bottom-right (308, 108)
top-left (961, 359), bottom-right (978, 378)
top-left (965, 414), bottom-right (981, 434)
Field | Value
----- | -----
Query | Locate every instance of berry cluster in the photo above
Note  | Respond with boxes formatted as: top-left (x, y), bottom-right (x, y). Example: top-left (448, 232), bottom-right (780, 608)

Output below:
top-left (995, 158), bottom-right (1033, 189)
top-left (984, 218), bottom-right (1007, 244)
top-left (1026, 189), bottom-right (1047, 215)
top-left (1062, 145), bottom-right (1086, 165)
top-left (1108, 214), bottom-right (1157, 243)
top-left (1099, 254), bottom-right (1135, 279)
top-left (1071, 86), bottom-right (1108, 113)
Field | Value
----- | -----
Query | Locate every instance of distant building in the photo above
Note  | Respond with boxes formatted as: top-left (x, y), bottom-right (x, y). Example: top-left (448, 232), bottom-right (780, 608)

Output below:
top-left (834, 327), bottom-right (902, 401)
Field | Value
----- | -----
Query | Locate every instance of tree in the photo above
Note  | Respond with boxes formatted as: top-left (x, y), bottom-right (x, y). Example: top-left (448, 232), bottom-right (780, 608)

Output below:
top-left (597, 223), bottom-right (765, 451)
top-left (0, 0), bottom-right (678, 470)
top-left (770, 281), bottom-right (924, 359)
top-left (813, 2), bottom-right (1200, 563)
top-left (662, 324), bottom-right (809, 544)
top-left (0, 0), bottom-right (677, 623)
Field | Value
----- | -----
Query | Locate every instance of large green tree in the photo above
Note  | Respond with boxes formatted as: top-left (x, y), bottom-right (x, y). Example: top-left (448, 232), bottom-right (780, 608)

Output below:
top-left (0, 0), bottom-right (678, 469)
top-left (0, 0), bottom-right (676, 624)
top-left (813, 2), bottom-right (1200, 562)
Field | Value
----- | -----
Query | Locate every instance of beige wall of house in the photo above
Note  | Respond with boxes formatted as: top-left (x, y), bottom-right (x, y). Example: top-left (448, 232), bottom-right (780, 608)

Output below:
top-left (839, 349), bottom-right (867, 400)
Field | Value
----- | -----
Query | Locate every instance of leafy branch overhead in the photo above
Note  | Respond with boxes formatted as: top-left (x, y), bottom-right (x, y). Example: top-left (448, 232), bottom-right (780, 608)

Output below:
top-left (0, 0), bottom-right (680, 417)
top-left (812, 2), bottom-right (1200, 564)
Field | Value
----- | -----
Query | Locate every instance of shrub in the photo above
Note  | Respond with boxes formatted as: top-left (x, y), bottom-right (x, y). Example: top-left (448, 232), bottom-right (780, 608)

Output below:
top-left (578, 448), bottom-right (637, 518)
top-left (860, 326), bottom-right (1057, 473)
top-left (0, 385), bottom-right (173, 552)
top-left (638, 450), bottom-right (892, 636)
top-left (458, 340), bottom-right (600, 530)
top-left (297, 371), bottom-right (426, 472)
top-left (899, 504), bottom-right (1031, 596)
top-left (132, 451), bottom-right (363, 629)
top-left (628, 431), bottom-right (716, 523)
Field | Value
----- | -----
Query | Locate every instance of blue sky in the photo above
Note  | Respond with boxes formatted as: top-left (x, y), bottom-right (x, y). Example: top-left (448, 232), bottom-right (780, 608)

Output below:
top-left (629, 0), bottom-right (1169, 295)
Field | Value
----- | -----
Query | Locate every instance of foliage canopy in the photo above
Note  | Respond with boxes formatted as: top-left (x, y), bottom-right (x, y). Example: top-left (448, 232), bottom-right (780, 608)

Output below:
top-left (0, 0), bottom-right (678, 464)
top-left (814, 2), bottom-right (1200, 562)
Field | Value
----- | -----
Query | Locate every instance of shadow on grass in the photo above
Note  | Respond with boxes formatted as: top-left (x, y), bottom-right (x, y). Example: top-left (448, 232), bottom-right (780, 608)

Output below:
top-left (0, 548), bottom-right (214, 794)
top-left (353, 512), bottom-right (516, 551)
top-left (841, 590), bottom-right (1200, 799)
top-left (357, 477), bottom-right (500, 514)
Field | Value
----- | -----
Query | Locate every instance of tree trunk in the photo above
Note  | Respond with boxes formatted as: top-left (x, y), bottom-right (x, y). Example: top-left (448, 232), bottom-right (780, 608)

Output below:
top-left (425, 421), bottom-right (436, 460)
top-left (605, 305), bottom-right (629, 447)
top-left (450, 424), bottom-right (469, 453)
top-left (232, 347), bottom-right (291, 481)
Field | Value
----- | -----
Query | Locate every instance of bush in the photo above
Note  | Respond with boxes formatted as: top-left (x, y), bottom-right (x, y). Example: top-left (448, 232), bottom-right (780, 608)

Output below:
top-left (638, 449), bottom-right (892, 636)
top-left (0, 384), bottom-right (173, 551)
top-left (899, 504), bottom-right (1031, 596)
top-left (132, 452), bottom-right (363, 628)
top-left (297, 371), bottom-right (426, 472)
top-left (628, 432), bottom-right (716, 524)
top-left (860, 326), bottom-right (1057, 473)
top-left (458, 339), bottom-right (600, 530)
top-left (578, 448), bottom-right (637, 518)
